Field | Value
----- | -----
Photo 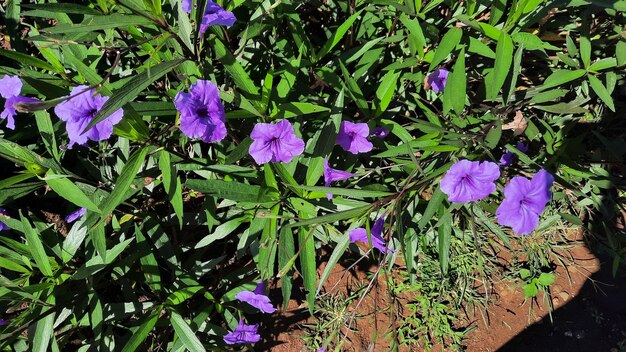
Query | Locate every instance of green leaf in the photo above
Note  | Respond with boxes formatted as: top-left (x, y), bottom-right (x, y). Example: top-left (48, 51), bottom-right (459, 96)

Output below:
top-left (170, 311), bottom-right (206, 352)
top-left (185, 179), bottom-right (277, 203)
top-left (42, 14), bottom-right (154, 33)
top-left (213, 38), bottom-right (259, 97)
top-left (442, 48), bottom-right (466, 115)
top-left (438, 212), bottom-right (451, 276)
top-left (399, 14), bottom-right (426, 58)
top-left (316, 10), bottom-right (363, 61)
top-left (32, 302), bottom-right (55, 352)
top-left (579, 36), bottom-right (591, 68)
top-left (22, 3), bottom-right (101, 15)
top-left (271, 102), bottom-right (330, 119)
top-left (539, 69), bottom-right (586, 90)
top-left (0, 49), bottom-right (61, 73)
top-left (34, 111), bottom-right (59, 162)
top-left (537, 272), bottom-right (555, 286)
top-left (316, 234), bottom-right (349, 295)
top-left (484, 121), bottom-right (502, 149)
top-left (195, 217), bottom-right (245, 248)
top-left (374, 70), bottom-right (401, 117)
top-left (278, 227), bottom-right (295, 310)
top-left (61, 216), bottom-right (88, 263)
top-left (86, 59), bottom-right (184, 132)
top-left (99, 147), bottom-right (149, 216)
top-left (159, 152), bottom-right (183, 229)
top-left (429, 27), bottom-right (462, 70)
top-left (45, 171), bottom-right (100, 213)
top-left (291, 185), bottom-right (393, 199)
top-left (121, 312), bottom-right (159, 352)
top-left (20, 212), bottom-right (53, 277)
top-left (588, 75), bottom-right (615, 112)
top-left (558, 212), bottom-right (583, 226)
top-left (418, 187), bottom-right (445, 230)
top-left (285, 205), bottom-right (372, 229)
top-left (487, 32), bottom-right (514, 100)
top-left (298, 220), bottom-right (316, 314)
top-left (616, 40), bottom-right (626, 66)
top-left (523, 282), bottom-right (538, 298)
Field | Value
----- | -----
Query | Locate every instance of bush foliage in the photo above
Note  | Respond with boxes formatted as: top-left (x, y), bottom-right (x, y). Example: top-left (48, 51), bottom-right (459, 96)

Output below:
top-left (0, 0), bottom-right (625, 350)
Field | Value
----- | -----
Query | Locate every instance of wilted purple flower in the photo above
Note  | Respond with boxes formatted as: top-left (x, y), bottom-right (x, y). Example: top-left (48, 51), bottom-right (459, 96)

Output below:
top-left (65, 208), bottom-right (87, 223)
top-left (425, 68), bottom-right (449, 93)
top-left (496, 169), bottom-right (554, 235)
top-left (0, 75), bottom-right (39, 130)
top-left (500, 142), bottom-right (529, 166)
top-left (0, 208), bottom-right (9, 231)
top-left (174, 80), bottom-right (226, 143)
top-left (249, 120), bottom-right (305, 164)
top-left (349, 216), bottom-right (394, 253)
top-left (323, 159), bottom-right (353, 200)
top-left (371, 127), bottom-right (389, 139)
top-left (235, 282), bottom-right (276, 314)
top-left (0, 319), bottom-right (7, 326)
top-left (336, 121), bottom-right (373, 154)
top-left (54, 86), bottom-right (123, 148)
top-left (199, 1), bottom-right (236, 34)
top-left (440, 159), bottom-right (500, 203)
top-left (223, 319), bottom-right (261, 345)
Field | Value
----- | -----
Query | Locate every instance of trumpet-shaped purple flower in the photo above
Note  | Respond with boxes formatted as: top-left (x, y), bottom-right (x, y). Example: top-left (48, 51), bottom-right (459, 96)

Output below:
top-left (336, 121), bottom-right (373, 154)
top-left (249, 120), bottom-right (305, 164)
top-left (426, 68), bottom-right (449, 93)
top-left (54, 86), bottom-right (123, 148)
top-left (235, 282), bottom-right (276, 314)
top-left (500, 142), bottom-right (529, 166)
top-left (223, 320), bottom-right (261, 345)
top-left (349, 216), bottom-right (394, 253)
top-left (371, 127), bottom-right (389, 139)
top-left (0, 208), bottom-right (9, 231)
top-left (440, 159), bottom-right (500, 203)
top-left (199, 1), bottom-right (236, 34)
top-left (496, 169), bottom-right (554, 235)
top-left (174, 80), bottom-right (226, 143)
top-left (323, 159), bottom-right (353, 200)
top-left (0, 75), bottom-right (39, 130)
top-left (65, 208), bottom-right (87, 223)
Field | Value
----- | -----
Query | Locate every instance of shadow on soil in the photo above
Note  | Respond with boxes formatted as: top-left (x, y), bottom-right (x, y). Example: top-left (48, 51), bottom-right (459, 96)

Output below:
top-left (501, 111), bottom-right (626, 351)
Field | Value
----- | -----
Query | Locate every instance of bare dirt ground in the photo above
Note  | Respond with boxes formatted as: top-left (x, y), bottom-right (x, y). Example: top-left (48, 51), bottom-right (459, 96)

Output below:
top-left (257, 230), bottom-right (626, 352)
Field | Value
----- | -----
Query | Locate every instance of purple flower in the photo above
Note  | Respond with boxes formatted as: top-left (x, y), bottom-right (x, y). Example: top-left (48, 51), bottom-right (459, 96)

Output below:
top-left (349, 216), bottom-right (395, 253)
top-left (0, 75), bottom-right (39, 130)
top-left (317, 348), bottom-right (325, 352)
top-left (496, 169), bottom-right (554, 235)
top-left (426, 68), bottom-right (449, 93)
top-left (0, 208), bottom-right (9, 231)
top-left (323, 159), bottom-right (353, 200)
top-left (0, 319), bottom-right (7, 326)
top-left (174, 80), bottom-right (226, 143)
top-left (371, 127), bottom-right (389, 139)
top-left (54, 86), bottom-right (123, 148)
top-left (440, 159), bottom-right (500, 203)
top-left (499, 142), bottom-right (529, 166)
top-left (199, 1), bottom-right (236, 34)
top-left (249, 120), bottom-right (305, 164)
top-left (235, 282), bottom-right (276, 314)
top-left (336, 121), bottom-right (373, 154)
top-left (181, 0), bottom-right (193, 13)
top-left (223, 319), bottom-right (261, 345)
top-left (65, 208), bottom-right (87, 223)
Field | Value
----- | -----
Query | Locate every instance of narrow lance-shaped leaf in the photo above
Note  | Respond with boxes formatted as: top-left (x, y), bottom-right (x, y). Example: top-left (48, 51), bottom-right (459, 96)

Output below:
top-left (487, 32), bottom-right (514, 100)
top-left (85, 59), bottom-right (185, 132)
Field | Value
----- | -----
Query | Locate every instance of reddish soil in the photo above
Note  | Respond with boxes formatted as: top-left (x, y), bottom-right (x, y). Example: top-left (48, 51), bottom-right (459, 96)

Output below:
top-left (258, 230), bottom-right (626, 352)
